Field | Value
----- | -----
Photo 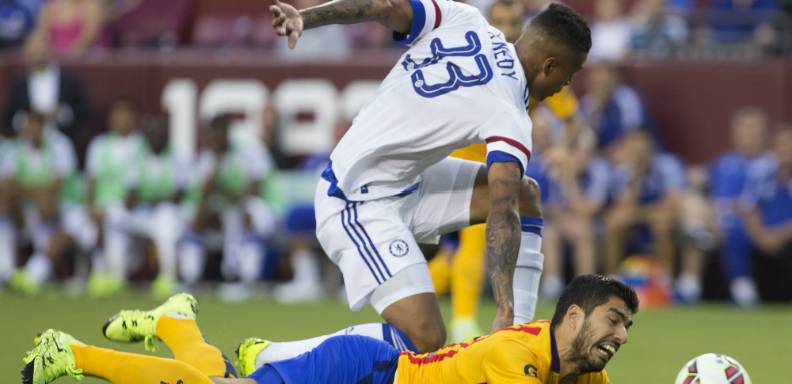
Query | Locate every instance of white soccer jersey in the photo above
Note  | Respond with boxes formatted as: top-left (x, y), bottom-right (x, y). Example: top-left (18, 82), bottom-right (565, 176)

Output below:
top-left (0, 128), bottom-right (76, 180)
top-left (329, 0), bottom-right (533, 201)
top-left (85, 133), bottom-right (145, 178)
top-left (192, 141), bottom-right (273, 187)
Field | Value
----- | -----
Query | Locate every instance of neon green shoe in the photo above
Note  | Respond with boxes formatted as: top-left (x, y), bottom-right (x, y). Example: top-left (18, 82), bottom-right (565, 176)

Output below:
top-left (9, 270), bottom-right (41, 297)
top-left (151, 275), bottom-right (177, 301)
top-left (102, 292), bottom-right (197, 351)
top-left (450, 318), bottom-right (483, 343)
top-left (87, 273), bottom-right (125, 299)
top-left (21, 329), bottom-right (84, 384)
top-left (235, 337), bottom-right (271, 377)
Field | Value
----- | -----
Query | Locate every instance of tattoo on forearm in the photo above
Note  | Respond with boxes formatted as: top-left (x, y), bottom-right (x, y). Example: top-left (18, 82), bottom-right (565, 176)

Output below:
top-left (301, 0), bottom-right (380, 29)
top-left (486, 178), bottom-right (521, 310)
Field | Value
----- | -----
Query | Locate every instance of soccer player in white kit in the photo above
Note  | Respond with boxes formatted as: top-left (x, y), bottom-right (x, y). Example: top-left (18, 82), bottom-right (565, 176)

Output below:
top-left (240, 0), bottom-right (590, 369)
top-left (0, 112), bottom-right (88, 295)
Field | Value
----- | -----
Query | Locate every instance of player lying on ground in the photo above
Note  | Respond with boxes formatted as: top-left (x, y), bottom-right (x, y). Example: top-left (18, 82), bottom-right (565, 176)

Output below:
top-left (22, 275), bottom-right (637, 384)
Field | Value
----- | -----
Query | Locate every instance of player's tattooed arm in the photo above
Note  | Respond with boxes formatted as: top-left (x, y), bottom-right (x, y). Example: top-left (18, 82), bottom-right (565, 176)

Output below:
top-left (301, 0), bottom-right (412, 31)
top-left (485, 162), bottom-right (523, 329)
top-left (270, 0), bottom-right (411, 48)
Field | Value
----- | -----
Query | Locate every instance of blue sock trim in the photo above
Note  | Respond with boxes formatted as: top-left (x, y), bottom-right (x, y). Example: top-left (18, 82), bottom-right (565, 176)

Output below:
top-left (520, 216), bottom-right (543, 236)
top-left (383, 323), bottom-right (417, 352)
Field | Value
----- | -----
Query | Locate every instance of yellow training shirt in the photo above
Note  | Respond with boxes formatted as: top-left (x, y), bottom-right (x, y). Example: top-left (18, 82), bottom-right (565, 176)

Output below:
top-left (394, 321), bottom-right (610, 384)
top-left (450, 87), bottom-right (578, 164)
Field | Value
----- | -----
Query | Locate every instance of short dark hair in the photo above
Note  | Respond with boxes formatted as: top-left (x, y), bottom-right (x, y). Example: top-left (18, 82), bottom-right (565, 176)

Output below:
top-left (530, 3), bottom-right (591, 54)
top-left (551, 275), bottom-right (639, 327)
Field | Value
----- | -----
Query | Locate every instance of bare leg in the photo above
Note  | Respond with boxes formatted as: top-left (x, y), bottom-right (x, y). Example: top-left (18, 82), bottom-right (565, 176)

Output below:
top-left (540, 220), bottom-right (564, 298)
top-left (381, 292), bottom-right (446, 352)
top-left (604, 205), bottom-right (639, 275)
top-left (212, 379), bottom-right (256, 384)
top-left (646, 200), bottom-right (678, 272)
top-left (568, 215), bottom-right (596, 276)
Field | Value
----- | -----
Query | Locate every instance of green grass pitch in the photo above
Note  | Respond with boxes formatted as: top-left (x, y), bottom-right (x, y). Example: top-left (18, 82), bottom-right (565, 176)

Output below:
top-left (3, 291), bottom-right (790, 383)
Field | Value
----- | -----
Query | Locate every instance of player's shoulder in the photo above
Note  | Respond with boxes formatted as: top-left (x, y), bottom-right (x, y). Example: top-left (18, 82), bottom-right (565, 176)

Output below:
top-left (427, 0), bottom-right (489, 34)
top-left (493, 321), bottom-right (552, 346)
top-left (439, 0), bottom-right (485, 19)
top-left (86, 133), bottom-right (112, 153)
top-left (89, 132), bottom-right (111, 143)
top-left (745, 154), bottom-right (777, 180)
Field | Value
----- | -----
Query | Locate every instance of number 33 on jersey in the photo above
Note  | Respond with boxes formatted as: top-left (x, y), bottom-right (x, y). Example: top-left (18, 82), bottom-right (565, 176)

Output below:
top-left (330, 0), bottom-right (533, 202)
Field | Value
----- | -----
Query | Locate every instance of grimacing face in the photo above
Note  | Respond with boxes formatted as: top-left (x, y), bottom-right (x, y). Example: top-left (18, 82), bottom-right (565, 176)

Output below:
top-left (569, 297), bottom-right (633, 373)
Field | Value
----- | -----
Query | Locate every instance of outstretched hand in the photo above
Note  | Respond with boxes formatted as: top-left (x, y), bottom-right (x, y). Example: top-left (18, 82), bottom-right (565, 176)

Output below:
top-left (270, 0), bottom-right (303, 49)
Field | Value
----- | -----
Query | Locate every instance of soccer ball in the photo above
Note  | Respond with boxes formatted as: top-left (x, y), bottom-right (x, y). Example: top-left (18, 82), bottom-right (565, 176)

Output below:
top-left (674, 353), bottom-right (752, 384)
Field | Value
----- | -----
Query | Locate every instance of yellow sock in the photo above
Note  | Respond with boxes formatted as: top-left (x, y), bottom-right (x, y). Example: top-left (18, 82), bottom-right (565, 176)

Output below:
top-left (71, 343), bottom-right (214, 384)
top-left (428, 249), bottom-right (452, 296)
top-left (157, 316), bottom-right (233, 377)
top-left (452, 224), bottom-right (486, 320)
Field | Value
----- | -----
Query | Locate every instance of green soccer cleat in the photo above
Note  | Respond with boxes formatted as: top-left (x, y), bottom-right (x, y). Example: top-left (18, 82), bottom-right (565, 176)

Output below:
top-left (21, 329), bottom-right (84, 384)
top-left (102, 292), bottom-right (197, 351)
top-left (87, 273), bottom-right (125, 299)
top-left (9, 270), bottom-right (42, 297)
top-left (235, 337), bottom-right (271, 377)
top-left (450, 318), bottom-right (483, 343)
top-left (151, 275), bottom-right (177, 301)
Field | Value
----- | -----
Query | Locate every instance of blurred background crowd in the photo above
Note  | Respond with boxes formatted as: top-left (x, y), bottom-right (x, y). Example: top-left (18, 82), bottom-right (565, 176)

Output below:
top-left (0, 0), bottom-right (790, 313)
top-left (1, 0), bottom-right (792, 56)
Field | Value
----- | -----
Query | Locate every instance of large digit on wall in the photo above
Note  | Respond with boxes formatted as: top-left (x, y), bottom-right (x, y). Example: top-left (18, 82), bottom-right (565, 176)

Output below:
top-left (200, 80), bottom-right (269, 145)
top-left (274, 79), bottom-right (338, 155)
top-left (162, 79), bottom-right (198, 159)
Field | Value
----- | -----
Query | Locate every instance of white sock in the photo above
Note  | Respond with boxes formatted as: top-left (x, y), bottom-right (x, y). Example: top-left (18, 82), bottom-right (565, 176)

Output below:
top-left (540, 275), bottom-right (564, 299)
top-left (238, 236), bottom-right (264, 284)
top-left (254, 323), bottom-right (413, 369)
top-left (151, 205), bottom-right (180, 280)
top-left (178, 237), bottom-right (206, 285)
top-left (91, 250), bottom-right (105, 274)
top-left (104, 229), bottom-right (129, 280)
top-left (25, 252), bottom-right (53, 284)
top-left (291, 249), bottom-right (320, 284)
top-left (31, 222), bottom-right (54, 252)
top-left (513, 217), bottom-right (544, 325)
top-left (154, 234), bottom-right (177, 280)
top-left (0, 217), bottom-right (16, 282)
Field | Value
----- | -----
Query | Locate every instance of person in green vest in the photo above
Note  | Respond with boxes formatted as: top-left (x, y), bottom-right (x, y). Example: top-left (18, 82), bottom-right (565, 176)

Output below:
top-left (84, 97), bottom-right (145, 297)
top-left (124, 115), bottom-right (190, 299)
top-left (178, 114), bottom-right (275, 300)
top-left (1, 111), bottom-right (85, 295)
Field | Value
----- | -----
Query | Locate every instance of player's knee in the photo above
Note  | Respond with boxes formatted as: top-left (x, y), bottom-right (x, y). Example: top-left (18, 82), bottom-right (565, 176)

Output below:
top-left (407, 320), bottom-right (447, 352)
top-left (518, 177), bottom-right (542, 217)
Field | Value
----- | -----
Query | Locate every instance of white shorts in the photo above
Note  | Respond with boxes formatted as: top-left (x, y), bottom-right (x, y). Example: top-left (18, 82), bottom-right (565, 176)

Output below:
top-left (315, 157), bottom-right (482, 311)
top-left (62, 205), bottom-right (97, 251)
top-left (22, 204), bottom-right (97, 251)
